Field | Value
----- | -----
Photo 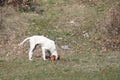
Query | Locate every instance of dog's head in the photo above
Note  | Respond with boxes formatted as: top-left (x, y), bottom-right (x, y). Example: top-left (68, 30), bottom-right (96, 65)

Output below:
top-left (50, 55), bottom-right (60, 61)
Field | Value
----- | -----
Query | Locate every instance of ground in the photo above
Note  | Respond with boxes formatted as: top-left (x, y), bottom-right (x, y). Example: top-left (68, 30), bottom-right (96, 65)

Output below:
top-left (0, 0), bottom-right (120, 80)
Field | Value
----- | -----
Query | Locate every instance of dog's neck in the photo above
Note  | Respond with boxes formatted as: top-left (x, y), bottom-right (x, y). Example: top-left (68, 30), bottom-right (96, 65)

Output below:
top-left (51, 50), bottom-right (58, 60)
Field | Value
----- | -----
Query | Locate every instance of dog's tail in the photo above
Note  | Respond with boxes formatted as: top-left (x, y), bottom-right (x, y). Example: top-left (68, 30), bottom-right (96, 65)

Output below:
top-left (19, 37), bottom-right (30, 46)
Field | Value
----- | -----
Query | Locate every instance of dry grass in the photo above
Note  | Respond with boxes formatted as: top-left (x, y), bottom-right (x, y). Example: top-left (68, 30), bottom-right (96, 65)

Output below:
top-left (0, 0), bottom-right (120, 80)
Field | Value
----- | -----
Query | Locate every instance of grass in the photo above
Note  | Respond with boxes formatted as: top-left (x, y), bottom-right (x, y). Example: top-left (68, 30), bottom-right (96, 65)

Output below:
top-left (0, 51), bottom-right (120, 80)
top-left (0, 0), bottom-right (120, 80)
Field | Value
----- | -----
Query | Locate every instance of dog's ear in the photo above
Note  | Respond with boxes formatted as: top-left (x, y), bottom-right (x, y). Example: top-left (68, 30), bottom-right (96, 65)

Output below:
top-left (50, 55), bottom-right (60, 61)
top-left (57, 55), bottom-right (60, 60)
top-left (50, 55), bottom-right (55, 61)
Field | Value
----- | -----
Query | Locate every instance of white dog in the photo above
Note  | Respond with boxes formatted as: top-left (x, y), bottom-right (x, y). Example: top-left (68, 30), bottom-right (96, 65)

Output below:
top-left (19, 35), bottom-right (58, 61)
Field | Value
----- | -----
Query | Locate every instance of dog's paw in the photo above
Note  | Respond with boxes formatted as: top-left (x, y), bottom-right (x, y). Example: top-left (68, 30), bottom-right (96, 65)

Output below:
top-left (43, 58), bottom-right (47, 60)
top-left (29, 58), bottom-right (33, 61)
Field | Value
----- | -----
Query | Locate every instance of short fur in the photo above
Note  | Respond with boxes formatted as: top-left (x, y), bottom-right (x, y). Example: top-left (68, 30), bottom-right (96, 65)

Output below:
top-left (19, 35), bottom-right (58, 61)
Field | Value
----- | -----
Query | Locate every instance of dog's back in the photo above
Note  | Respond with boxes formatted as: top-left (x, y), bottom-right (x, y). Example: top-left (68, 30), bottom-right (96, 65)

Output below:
top-left (29, 35), bottom-right (54, 46)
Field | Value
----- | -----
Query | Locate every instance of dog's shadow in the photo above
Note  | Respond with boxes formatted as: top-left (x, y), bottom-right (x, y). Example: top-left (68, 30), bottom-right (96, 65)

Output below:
top-left (34, 49), bottom-right (51, 59)
top-left (34, 55), bottom-right (51, 59)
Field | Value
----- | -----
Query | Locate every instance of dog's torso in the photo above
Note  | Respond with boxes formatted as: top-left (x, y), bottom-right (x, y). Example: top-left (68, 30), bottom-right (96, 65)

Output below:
top-left (29, 36), bottom-right (54, 47)
top-left (19, 35), bottom-right (58, 60)
top-left (31, 36), bottom-right (56, 52)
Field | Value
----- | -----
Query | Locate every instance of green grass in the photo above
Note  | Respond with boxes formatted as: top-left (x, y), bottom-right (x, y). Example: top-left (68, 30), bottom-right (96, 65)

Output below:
top-left (0, 51), bottom-right (120, 80)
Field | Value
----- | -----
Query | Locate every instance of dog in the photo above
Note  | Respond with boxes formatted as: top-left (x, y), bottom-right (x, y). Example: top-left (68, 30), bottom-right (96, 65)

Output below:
top-left (19, 35), bottom-right (59, 61)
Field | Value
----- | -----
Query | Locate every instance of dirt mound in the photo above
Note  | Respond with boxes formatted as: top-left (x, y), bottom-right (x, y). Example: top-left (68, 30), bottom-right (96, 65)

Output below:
top-left (100, 2), bottom-right (120, 50)
top-left (104, 2), bottom-right (120, 36)
top-left (0, 0), bottom-right (33, 8)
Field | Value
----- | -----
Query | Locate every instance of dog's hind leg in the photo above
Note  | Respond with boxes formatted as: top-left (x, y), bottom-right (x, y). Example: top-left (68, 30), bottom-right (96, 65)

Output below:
top-left (28, 44), bottom-right (35, 60)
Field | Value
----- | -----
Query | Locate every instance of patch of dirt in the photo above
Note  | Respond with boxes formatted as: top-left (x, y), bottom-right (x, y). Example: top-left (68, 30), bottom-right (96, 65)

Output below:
top-left (98, 2), bottom-right (120, 50)
top-left (103, 35), bottom-right (120, 51)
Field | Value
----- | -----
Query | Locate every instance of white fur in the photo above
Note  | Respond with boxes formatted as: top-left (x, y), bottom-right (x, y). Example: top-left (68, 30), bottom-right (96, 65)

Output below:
top-left (19, 35), bottom-right (58, 60)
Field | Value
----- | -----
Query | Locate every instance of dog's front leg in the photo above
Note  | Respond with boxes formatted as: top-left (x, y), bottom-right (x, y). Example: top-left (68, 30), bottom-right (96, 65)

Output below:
top-left (41, 47), bottom-right (46, 60)
top-left (28, 51), bottom-right (33, 61)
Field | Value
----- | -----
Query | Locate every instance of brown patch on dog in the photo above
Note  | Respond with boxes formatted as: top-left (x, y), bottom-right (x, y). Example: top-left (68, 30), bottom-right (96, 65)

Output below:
top-left (50, 55), bottom-right (55, 61)
top-left (50, 55), bottom-right (60, 61)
